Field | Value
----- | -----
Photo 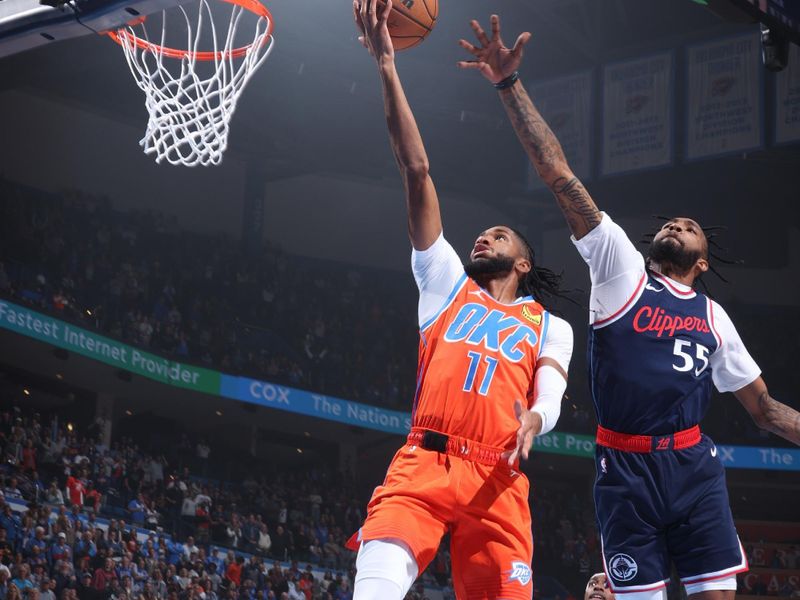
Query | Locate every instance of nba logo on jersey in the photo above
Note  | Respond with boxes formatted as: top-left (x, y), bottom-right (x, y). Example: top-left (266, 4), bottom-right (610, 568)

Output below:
top-left (608, 554), bottom-right (638, 582)
top-left (507, 561), bottom-right (532, 586)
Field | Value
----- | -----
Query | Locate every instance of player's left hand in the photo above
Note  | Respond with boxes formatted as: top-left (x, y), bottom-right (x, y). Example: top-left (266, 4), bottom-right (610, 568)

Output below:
top-left (503, 399), bottom-right (542, 466)
top-left (457, 15), bottom-right (531, 85)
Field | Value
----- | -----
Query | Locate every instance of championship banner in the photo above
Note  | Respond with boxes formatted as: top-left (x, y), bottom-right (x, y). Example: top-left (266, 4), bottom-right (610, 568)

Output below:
top-left (686, 33), bottom-right (763, 160)
top-left (526, 71), bottom-right (593, 190)
top-left (0, 299), bottom-right (219, 393)
top-left (775, 43), bottom-right (800, 145)
top-left (601, 52), bottom-right (674, 176)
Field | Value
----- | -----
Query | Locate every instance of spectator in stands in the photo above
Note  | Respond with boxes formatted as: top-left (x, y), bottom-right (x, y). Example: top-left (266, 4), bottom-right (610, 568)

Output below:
top-left (183, 537), bottom-right (199, 562)
top-left (92, 557), bottom-right (118, 592)
top-left (3, 479), bottom-right (23, 501)
top-left (5, 583), bottom-right (22, 600)
top-left (39, 577), bottom-right (56, 600)
top-left (225, 556), bottom-right (243, 588)
top-left (11, 563), bottom-right (34, 596)
top-left (584, 573), bottom-right (614, 600)
top-left (127, 494), bottom-right (146, 525)
top-left (271, 526), bottom-right (291, 562)
top-left (257, 524), bottom-right (272, 557)
top-left (0, 528), bottom-right (12, 564)
top-left (225, 516), bottom-right (242, 549)
top-left (65, 475), bottom-right (84, 509)
top-left (48, 533), bottom-right (71, 567)
top-left (44, 483), bottom-right (63, 507)
top-left (0, 566), bottom-right (10, 599)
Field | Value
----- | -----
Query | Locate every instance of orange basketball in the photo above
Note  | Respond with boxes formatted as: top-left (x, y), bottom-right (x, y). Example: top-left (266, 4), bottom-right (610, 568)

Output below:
top-left (378, 0), bottom-right (438, 51)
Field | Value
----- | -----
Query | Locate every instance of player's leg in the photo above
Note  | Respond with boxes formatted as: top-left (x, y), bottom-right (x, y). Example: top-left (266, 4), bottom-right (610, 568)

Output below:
top-left (684, 587), bottom-right (736, 600)
top-left (353, 539), bottom-right (418, 600)
top-left (665, 442), bottom-right (746, 599)
top-left (594, 449), bottom-right (672, 595)
top-left (450, 462), bottom-right (533, 600)
top-left (352, 446), bottom-right (450, 599)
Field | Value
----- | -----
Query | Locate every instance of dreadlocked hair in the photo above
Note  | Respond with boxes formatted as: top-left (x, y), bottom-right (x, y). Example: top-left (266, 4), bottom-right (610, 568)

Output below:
top-left (509, 227), bottom-right (577, 312)
top-left (639, 215), bottom-right (743, 297)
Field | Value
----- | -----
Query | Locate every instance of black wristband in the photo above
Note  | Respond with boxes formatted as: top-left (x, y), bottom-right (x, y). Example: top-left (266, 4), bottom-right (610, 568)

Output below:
top-left (493, 71), bottom-right (519, 90)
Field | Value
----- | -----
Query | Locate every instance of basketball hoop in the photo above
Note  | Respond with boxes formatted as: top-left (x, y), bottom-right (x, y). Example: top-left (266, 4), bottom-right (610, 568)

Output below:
top-left (107, 0), bottom-right (275, 166)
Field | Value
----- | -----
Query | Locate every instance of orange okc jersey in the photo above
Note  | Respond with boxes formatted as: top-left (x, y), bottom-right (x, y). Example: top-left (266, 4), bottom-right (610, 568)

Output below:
top-left (413, 272), bottom-right (549, 449)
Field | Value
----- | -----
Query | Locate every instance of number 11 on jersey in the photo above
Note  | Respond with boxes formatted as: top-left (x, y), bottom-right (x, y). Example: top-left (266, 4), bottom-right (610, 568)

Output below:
top-left (463, 351), bottom-right (499, 395)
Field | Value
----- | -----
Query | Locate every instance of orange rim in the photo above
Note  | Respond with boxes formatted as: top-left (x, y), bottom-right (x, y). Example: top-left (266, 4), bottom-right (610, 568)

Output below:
top-left (106, 0), bottom-right (274, 61)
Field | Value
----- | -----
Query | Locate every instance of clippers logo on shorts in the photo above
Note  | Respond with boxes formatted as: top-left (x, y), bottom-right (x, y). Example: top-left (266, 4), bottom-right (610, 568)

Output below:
top-left (608, 554), bottom-right (638, 582)
top-left (507, 561), bottom-right (532, 586)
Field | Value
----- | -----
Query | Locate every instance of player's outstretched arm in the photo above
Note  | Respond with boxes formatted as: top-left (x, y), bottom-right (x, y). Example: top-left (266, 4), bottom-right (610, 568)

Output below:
top-left (735, 378), bottom-right (800, 446)
top-left (457, 15), bottom-right (601, 240)
top-left (354, 0), bottom-right (442, 251)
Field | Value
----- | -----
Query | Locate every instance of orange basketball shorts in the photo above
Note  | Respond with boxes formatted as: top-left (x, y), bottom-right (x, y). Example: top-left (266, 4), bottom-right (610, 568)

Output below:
top-left (357, 442), bottom-right (534, 600)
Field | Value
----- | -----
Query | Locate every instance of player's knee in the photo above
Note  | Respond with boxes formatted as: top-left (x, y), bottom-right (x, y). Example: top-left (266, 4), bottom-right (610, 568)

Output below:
top-left (354, 538), bottom-right (419, 600)
top-left (684, 575), bottom-right (737, 599)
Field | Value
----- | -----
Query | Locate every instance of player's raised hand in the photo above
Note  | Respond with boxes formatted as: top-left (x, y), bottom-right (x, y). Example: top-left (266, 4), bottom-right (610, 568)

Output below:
top-left (354, 0), bottom-right (394, 63)
top-left (503, 399), bottom-right (542, 466)
top-left (457, 15), bottom-right (531, 84)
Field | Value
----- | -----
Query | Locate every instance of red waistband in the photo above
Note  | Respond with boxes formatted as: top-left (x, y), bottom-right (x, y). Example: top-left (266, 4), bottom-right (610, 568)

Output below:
top-left (596, 424), bottom-right (702, 453)
top-left (407, 428), bottom-right (508, 467)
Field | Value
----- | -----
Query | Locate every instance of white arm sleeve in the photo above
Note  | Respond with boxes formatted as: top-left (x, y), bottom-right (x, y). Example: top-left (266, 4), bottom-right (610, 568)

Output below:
top-left (531, 315), bottom-right (573, 435)
top-left (411, 233), bottom-right (466, 328)
top-left (531, 366), bottom-right (567, 436)
top-left (571, 213), bottom-right (646, 324)
top-left (709, 301), bottom-right (761, 393)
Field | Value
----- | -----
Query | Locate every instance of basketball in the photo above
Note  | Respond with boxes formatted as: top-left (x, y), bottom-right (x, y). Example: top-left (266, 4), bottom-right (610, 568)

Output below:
top-left (378, 0), bottom-right (438, 51)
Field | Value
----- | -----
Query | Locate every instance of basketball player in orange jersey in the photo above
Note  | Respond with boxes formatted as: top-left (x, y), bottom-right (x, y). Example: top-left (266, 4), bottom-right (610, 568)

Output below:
top-left (349, 1), bottom-right (574, 599)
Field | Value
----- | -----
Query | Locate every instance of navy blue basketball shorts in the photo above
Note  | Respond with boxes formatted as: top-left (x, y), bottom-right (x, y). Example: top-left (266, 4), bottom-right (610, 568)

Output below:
top-left (594, 435), bottom-right (748, 594)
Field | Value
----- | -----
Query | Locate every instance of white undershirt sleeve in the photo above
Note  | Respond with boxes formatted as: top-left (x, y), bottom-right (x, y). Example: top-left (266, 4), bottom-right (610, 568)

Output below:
top-left (708, 300), bottom-right (761, 393)
top-left (531, 366), bottom-right (567, 436)
top-left (411, 233), bottom-right (466, 328)
top-left (571, 213), bottom-right (646, 324)
top-left (531, 315), bottom-right (573, 435)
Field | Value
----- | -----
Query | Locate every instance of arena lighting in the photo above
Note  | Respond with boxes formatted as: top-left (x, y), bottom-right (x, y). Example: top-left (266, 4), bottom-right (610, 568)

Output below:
top-left (125, 410), bottom-right (133, 416)
top-left (296, 448), bottom-right (303, 454)
top-left (23, 388), bottom-right (30, 396)
top-left (66, 423), bottom-right (73, 432)
top-left (85, 309), bottom-right (92, 316)
top-left (303, 431), bottom-right (311, 437)
top-left (55, 373), bottom-right (63, 380)
top-left (215, 410), bottom-right (223, 416)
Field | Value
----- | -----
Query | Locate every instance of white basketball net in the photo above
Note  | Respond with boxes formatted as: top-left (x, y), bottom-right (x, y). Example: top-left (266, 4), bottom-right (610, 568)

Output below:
top-left (113, 0), bottom-right (274, 166)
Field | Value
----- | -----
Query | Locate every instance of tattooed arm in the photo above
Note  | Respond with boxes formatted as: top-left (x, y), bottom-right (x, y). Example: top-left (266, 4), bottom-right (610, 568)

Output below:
top-left (735, 378), bottom-right (800, 446)
top-left (498, 83), bottom-right (601, 239)
top-left (457, 14), bottom-right (601, 240)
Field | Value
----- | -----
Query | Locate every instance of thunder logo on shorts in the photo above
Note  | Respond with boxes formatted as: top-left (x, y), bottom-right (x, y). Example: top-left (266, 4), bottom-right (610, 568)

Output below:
top-left (412, 274), bottom-right (549, 449)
